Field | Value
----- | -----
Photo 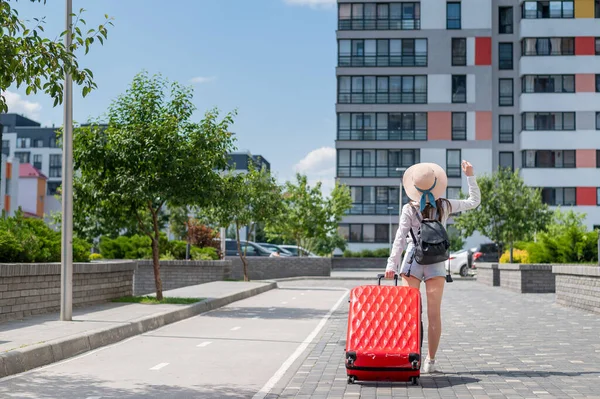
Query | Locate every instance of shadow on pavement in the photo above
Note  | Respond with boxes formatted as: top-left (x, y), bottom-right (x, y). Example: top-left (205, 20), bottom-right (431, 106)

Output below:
top-left (454, 370), bottom-right (600, 378)
top-left (0, 374), bottom-right (257, 399)
top-left (357, 375), bottom-right (481, 388)
top-left (206, 306), bottom-right (335, 320)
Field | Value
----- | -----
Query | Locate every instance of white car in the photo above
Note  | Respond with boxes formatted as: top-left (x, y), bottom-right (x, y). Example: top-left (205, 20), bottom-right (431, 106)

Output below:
top-left (446, 250), bottom-right (470, 277)
top-left (279, 245), bottom-right (319, 257)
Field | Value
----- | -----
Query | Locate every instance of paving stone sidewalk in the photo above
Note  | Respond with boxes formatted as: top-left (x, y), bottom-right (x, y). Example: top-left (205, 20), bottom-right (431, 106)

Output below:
top-left (274, 279), bottom-right (600, 399)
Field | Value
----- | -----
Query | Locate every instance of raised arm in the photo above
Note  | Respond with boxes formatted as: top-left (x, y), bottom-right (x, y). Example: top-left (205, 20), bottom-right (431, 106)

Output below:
top-left (385, 204), bottom-right (414, 274)
top-left (447, 160), bottom-right (481, 214)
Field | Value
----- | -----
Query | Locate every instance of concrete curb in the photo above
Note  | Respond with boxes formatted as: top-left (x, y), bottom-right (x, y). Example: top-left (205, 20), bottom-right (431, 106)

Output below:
top-left (0, 282), bottom-right (276, 379)
top-left (268, 276), bottom-right (477, 282)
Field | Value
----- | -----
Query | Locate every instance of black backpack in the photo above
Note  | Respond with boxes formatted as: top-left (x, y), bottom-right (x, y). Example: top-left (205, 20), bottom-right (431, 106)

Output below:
top-left (407, 209), bottom-right (453, 283)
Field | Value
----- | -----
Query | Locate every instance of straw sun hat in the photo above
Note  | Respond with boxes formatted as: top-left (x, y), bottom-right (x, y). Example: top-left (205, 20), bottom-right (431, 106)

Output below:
top-left (403, 163), bottom-right (448, 211)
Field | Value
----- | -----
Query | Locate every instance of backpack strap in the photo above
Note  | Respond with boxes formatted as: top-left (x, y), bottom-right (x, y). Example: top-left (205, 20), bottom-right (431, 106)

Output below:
top-left (409, 228), bottom-right (418, 245)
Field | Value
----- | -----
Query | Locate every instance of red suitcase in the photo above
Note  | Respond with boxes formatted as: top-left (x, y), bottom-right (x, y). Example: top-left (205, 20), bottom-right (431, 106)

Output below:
top-left (345, 274), bottom-right (422, 385)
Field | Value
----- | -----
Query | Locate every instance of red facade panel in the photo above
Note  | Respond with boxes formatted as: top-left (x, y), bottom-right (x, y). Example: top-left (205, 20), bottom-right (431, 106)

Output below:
top-left (576, 187), bottom-right (597, 206)
top-left (575, 37), bottom-right (596, 55)
top-left (475, 37), bottom-right (492, 65)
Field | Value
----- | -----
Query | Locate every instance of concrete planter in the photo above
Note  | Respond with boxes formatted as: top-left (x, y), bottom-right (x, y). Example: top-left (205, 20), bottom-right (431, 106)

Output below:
top-left (553, 266), bottom-right (600, 314)
top-left (134, 260), bottom-right (231, 295)
top-left (0, 261), bottom-right (136, 322)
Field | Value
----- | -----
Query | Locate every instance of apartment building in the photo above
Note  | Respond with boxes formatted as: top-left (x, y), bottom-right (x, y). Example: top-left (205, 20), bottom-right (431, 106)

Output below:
top-left (335, 0), bottom-right (600, 252)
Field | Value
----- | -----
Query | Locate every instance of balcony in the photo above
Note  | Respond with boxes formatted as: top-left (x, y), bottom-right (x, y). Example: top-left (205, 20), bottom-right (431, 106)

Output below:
top-left (338, 18), bottom-right (421, 31)
top-left (337, 129), bottom-right (427, 141)
top-left (338, 92), bottom-right (427, 105)
top-left (338, 53), bottom-right (427, 68)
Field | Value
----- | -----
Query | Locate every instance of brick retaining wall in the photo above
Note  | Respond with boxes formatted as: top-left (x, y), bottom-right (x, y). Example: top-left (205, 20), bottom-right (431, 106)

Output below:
top-left (331, 258), bottom-right (385, 269)
top-left (0, 261), bottom-right (135, 322)
top-left (134, 260), bottom-right (230, 295)
top-left (491, 264), bottom-right (555, 293)
top-left (476, 263), bottom-right (499, 287)
top-left (553, 266), bottom-right (600, 314)
top-left (226, 257), bottom-right (331, 280)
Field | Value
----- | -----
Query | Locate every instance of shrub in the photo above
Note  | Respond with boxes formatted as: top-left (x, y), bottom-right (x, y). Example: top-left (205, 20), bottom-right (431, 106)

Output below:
top-left (342, 248), bottom-right (390, 258)
top-left (169, 240), bottom-right (188, 260)
top-left (187, 220), bottom-right (219, 250)
top-left (160, 251), bottom-right (176, 261)
top-left (0, 229), bottom-right (23, 262)
top-left (499, 248), bottom-right (530, 264)
top-left (89, 253), bottom-right (103, 261)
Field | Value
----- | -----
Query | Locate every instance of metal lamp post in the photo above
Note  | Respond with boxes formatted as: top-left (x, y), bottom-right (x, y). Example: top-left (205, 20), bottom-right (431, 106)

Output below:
top-left (60, 0), bottom-right (74, 321)
top-left (387, 206), bottom-right (394, 253)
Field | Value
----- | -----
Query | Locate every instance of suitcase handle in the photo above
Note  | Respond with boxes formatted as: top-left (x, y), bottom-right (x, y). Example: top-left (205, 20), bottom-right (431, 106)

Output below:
top-left (377, 273), bottom-right (398, 286)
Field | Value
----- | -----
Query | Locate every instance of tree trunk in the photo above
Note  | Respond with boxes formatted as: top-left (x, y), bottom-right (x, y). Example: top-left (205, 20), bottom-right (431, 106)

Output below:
top-left (236, 222), bottom-right (249, 281)
top-left (151, 237), bottom-right (163, 300)
top-left (509, 242), bottom-right (514, 264)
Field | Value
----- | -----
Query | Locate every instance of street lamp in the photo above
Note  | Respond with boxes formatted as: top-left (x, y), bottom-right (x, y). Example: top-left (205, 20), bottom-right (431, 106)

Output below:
top-left (60, 0), bottom-right (74, 321)
top-left (387, 206), bottom-right (394, 253)
top-left (395, 167), bottom-right (407, 222)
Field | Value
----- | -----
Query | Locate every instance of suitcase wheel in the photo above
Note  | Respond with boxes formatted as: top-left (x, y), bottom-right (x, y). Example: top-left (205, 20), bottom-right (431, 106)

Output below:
top-left (347, 375), bottom-right (356, 384)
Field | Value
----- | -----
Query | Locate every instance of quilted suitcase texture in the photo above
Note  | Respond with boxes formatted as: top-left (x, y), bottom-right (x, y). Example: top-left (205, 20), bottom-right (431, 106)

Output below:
top-left (345, 275), bottom-right (422, 385)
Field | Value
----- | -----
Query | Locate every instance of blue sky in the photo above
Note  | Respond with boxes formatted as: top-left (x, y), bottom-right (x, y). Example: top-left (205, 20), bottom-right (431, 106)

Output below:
top-left (6, 0), bottom-right (338, 191)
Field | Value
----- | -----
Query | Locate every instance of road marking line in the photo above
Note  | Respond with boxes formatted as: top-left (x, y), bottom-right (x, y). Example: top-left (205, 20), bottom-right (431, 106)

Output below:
top-left (252, 288), bottom-right (349, 399)
top-left (300, 293), bottom-right (305, 296)
top-left (252, 316), bottom-right (260, 320)
top-left (292, 297), bottom-right (296, 300)
top-left (86, 397), bottom-right (102, 399)
top-left (231, 326), bottom-right (241, 331)
top-left (281, 301), bottom-right (288, 304)
top-left (150, 363), bottom-right (169, 371)
top-left (197, 341), bottom-right (212, 348)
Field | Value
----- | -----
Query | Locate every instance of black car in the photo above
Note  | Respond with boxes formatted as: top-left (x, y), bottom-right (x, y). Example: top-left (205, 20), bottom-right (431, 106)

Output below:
top-left (225, 240), bottom-right (273, 257)
top-left (468, 243), bottom-right (502, 268)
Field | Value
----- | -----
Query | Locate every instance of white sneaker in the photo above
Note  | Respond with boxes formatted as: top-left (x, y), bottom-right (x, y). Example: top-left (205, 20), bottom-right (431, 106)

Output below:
top-left (423, 357), bottom-right (437, 374)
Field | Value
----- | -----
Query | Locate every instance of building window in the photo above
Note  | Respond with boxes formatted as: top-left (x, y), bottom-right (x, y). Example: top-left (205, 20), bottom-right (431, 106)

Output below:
top-left (446, 2), bottom-right (461, 29)
top-left (451, 112), bottom-right (467, 140)
top-left (499, 152), bottom-right (514, 171)
top-left (14, 151), bottom-right (30, 164)
top-left (348, 186), bottom-right (407, 215)
top-left (596, 74), bottom-right (600, 92)
top-left (499, 7), bottom-right (513, 34)
top-left (5, 177), bottom-right (10, 195)
top-left (521, 112), bottom-right (576, 131)
top-left (447, 186), bottom-right (461, 200)
top-left (337, 149), bottom-right (420, 178)
top-left (33, 154), bottom-right (42, 170)
top-left (49, 136), bottom-right (58, 148)
top-left (499, 43), bottom-right (513, 70)
top-left (339, 223), bottom-right (399, 243)
top-left (523, 150), bottom-right (576, 168)
top-left (447, 149), bottom-right (461, 177)
top-left (451, 75), bottom-right (467, 103)
top-left (338, 39), bottom-right (427, 67)
top-left (522, 1), bottom-right (574, 19)
top-left (1, 140), bottom-right (9, 156)
top-left (338, 75), bottom-right (427, 104)
top-left (34, 139), bottom-right (44, 148)
top-left (596, 0), bottom-right (600, 18)
top-left (597, 112), bottom-right (600, 130)
top-left (597, 188), bottom-right (600, 206)
top-left (451, 38), bottom-right (466, 66)
top-left (47, 182), bottom-right (61, 196)
top-left (598, 150), bottom-right (600, 168)
top-left (499, 79), bottom-right (513, 106)
top-left (49, 154), bottom-right (62, 178)
top-left (338, 3), bottom-right (421, 31)
top-left (596, 37), bottom-right (600, 54)
top-left (337, 112), bottom-right (427, 141)
top-left (521, 37), bottom-right (575, 56)
top-left (522, 75), bottom-right (575, 93)
top-left (541, 187), bottom-right (576, 206)
top-left (499, 115), bottom-right (514, 143)
top-left (16, 138), bottom-right (28, 149)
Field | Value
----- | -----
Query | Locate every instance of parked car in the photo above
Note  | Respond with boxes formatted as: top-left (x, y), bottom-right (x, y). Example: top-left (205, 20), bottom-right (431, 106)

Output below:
top-left (279, 245), bottom-right (319, 257)
top-left (257, 243), bottom-right (294, 257)
top-left (468, 243), bottom-right (501, 268)
top-left (225, 239), bottom-right (273, 257)
top-left (446, 250), bottom-right (470, 277)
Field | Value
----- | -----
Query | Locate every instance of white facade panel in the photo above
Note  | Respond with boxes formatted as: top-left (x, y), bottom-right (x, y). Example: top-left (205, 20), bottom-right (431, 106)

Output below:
top-left (521, 93), bottom-right (600, 112)
top-left (521, 168), bottom-right (600, 188)
top-left (521, 19), bottom-right (600, 38)
top-left (462, 0), bottom-right (492, 29)
top-left (467, 112), bottom-right (476, 141)
top-left (421, 0), bottom-right (447, 29)
top-left (521, 130), bottom-right (600, 150)
top-left (461, 149), bottom-right (493, 191)
top-left (467, 37), bottom-right (476, 66)
top-left (521, 56), bottom-right (600, 75)
top-left (18, 179), bottom-right (37, 215)
top-left (467, 74), bottom-right (476, 103)
top-left (427, 75), bottom-right (451, 104)
top-left (420, 148), bottom-right (446, 165)
top-left (566, 206), bottom-right (600, 230)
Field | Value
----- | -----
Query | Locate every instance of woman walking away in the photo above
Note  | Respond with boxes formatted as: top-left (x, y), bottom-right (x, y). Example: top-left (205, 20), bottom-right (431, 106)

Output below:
top-left (384, 160), bottom-right (480, 373)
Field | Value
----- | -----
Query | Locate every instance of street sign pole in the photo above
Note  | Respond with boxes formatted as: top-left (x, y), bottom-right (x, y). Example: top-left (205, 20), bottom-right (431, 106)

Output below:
top-left (60, 0), bottom-right (73, 321)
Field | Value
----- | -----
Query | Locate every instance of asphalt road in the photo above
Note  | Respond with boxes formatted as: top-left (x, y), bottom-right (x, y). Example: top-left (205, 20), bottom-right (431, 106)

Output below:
top-left (0, 285), bottom-right (349, 399)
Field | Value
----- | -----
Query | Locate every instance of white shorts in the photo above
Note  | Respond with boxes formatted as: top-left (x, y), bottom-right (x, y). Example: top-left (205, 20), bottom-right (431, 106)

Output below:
top-left (400, 246), bottom-right (447, 282)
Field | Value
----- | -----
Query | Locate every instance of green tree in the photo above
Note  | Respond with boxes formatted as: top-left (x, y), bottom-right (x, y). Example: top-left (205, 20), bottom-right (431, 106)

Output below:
top-left (73, 72), bottom-right (235, 299)
top-left (0, 1), bottom-right (113, 112)
top-left (448, 231), bottom-right (465, 253)
top-left (453, 168), bottom-right (551, 262)
top-left (168, 204), bottom-right (190, 241)
top-left (266, 176), bottom-right (352, 256)
top-left (208, 163), bottom-right (283, 281)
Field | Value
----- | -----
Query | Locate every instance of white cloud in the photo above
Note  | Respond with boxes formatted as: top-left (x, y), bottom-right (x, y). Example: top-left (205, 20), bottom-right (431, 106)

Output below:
top-left (190, 76), bottom-right (217, 84)
top-left (3, 90), bottom-right (42, 120)
top-left (294, 146), bottom-right (336, 196)
top-left (283, 0), bottom-right (336, 9)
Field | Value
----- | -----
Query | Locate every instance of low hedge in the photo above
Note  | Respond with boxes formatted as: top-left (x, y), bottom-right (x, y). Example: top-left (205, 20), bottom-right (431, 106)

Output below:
top-left (99, 234), bottom-right (219, 261)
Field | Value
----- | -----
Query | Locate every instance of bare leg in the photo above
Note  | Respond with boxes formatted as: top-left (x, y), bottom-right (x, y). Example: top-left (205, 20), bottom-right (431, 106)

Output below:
top-left (424, 276), bottom-right (445, 360)
top-left (401, 274), bottom-right (421, 289)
